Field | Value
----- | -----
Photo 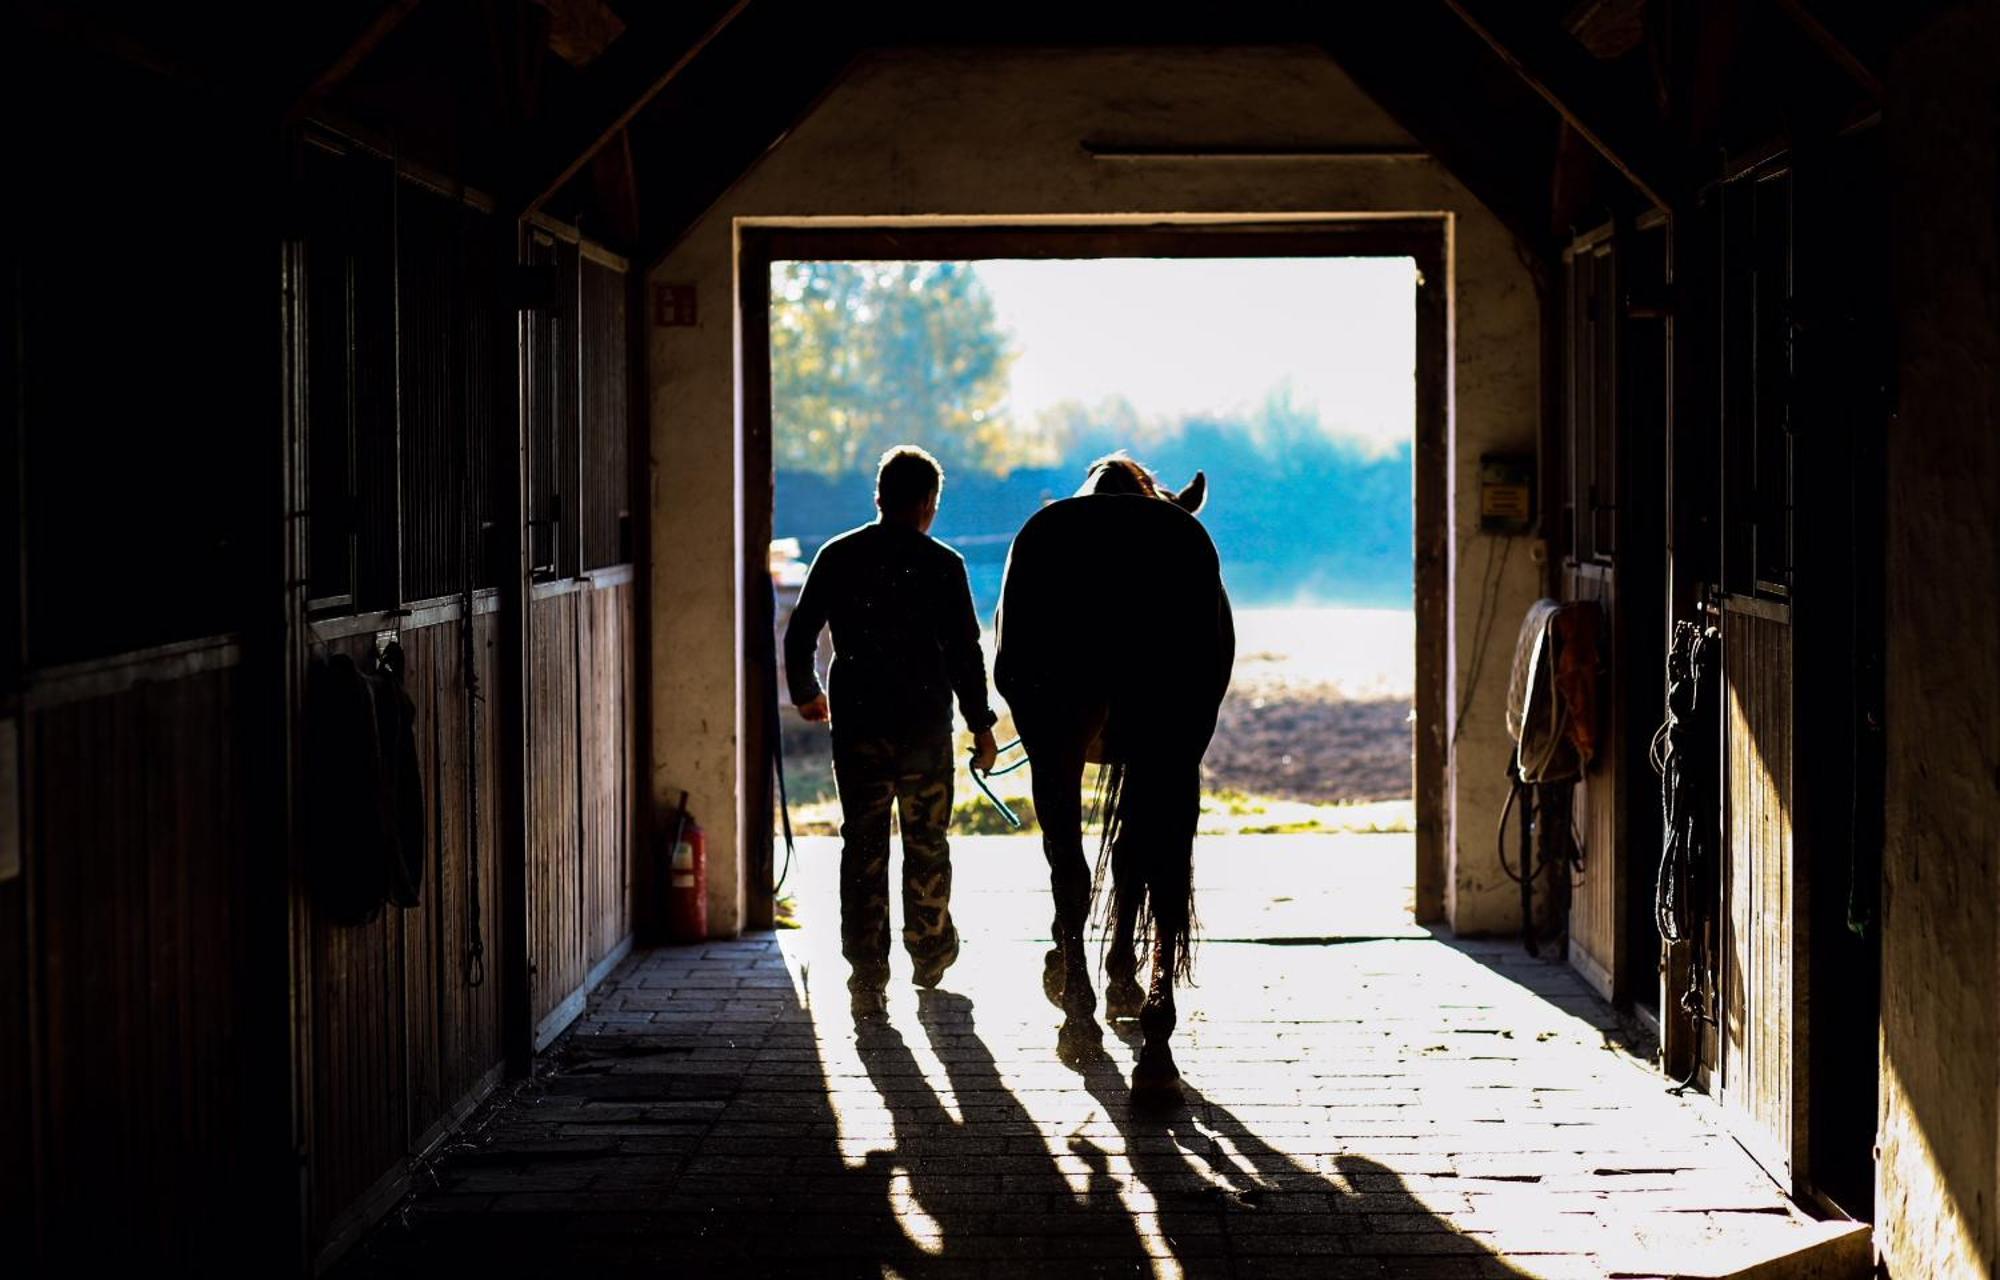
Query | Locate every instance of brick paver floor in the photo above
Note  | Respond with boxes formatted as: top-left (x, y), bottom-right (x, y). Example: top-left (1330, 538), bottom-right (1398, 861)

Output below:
top-left (337, 834), bottom-right (1842, 1279)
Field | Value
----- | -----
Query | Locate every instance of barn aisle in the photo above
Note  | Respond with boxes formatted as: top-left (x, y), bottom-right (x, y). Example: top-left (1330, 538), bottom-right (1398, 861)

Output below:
top-left (335, 836), bottom-right (1848, 1278)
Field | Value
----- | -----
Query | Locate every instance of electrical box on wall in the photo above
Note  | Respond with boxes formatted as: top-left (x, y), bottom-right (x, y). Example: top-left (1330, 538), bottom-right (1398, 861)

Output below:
top-left (1479, 453), bottom-right (1535, 534)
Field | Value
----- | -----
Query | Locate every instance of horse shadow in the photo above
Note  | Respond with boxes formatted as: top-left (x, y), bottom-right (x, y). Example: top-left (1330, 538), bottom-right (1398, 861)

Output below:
top-left (1077, 1020), bottom-right (1528, 1277)
top-left (843, 991), bottom-right (1523, 1279)
top-left (850, 990), bottom-right (1154, 1276)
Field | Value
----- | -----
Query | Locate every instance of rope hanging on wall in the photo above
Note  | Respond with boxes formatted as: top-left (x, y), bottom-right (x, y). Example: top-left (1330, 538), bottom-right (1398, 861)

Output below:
top-left (1650, 618), bottom-right (1720, 1091)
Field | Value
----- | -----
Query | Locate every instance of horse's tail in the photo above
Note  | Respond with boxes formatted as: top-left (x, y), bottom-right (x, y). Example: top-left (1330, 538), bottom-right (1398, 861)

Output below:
top-left (1092, 756), bottom-right (1200, 983)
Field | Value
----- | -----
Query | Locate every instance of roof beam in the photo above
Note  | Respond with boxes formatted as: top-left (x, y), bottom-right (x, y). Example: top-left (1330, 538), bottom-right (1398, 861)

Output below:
top-left (510, 0), bottom-right (752, 217)
top-left (281, 1), bottom-right (425, 124)
top-left (1315, 4), bottom-right (1562, 259)
top-left (1444, 0), bottom-right (1674, 209)
top-left (1768, 0), bottom-right (1884, 103)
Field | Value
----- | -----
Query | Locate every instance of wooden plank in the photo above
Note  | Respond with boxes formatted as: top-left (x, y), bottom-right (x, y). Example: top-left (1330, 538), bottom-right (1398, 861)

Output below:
top-left (426, 611), bottom-right (504, 1106)
top-left (528, 591), bottom-right (585, 1023)
top-left (29, 665), bottom-right (252, 1264)
top-left (513, 0), bottom-right (755, 217)
top-left (281, 1), bottom-right (425, 123)
top-left (1443, 0), bottom-right (1673, 209)
top-left (1411, 235), bottom-right (1450, 925)
top-left (1564, 564), bottom-right (1620, 1002)
top-left (306, 633), bottom-right (398, 1241)
top-left (1721, 605), bottom-right (1801, 1185)
top-left (749, 221), bottom-right (1452, 265)
top-left (579, 583), bottom-right (634, 966)
top-left (22, 634), bottom-right (240, 709)
top-left (400, 625), bottom-right (443, 1148)
top-left (301, 617), bottom-right (515, 1251)
top-left (0, 877), bottom-right (29, 1249)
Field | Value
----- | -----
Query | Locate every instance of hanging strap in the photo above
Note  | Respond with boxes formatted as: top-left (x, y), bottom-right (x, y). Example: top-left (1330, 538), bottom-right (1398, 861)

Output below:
top-left (766, 572), bottom-right (798, 896)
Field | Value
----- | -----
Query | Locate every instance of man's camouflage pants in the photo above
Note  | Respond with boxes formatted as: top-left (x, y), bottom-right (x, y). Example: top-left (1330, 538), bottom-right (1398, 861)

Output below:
top-left (831, 732), bottom-right (957, 989)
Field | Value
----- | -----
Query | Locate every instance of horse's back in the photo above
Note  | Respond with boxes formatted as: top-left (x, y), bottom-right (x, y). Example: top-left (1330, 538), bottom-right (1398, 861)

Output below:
top-left (996, 495), bottom-right (1232, 751)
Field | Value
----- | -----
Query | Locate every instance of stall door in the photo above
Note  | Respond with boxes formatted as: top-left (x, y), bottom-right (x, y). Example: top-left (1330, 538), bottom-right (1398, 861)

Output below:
top-left (1714, 162), bottom-right (1806, 1187)
top-left (1720, 598), bottom-right (1803, 1183)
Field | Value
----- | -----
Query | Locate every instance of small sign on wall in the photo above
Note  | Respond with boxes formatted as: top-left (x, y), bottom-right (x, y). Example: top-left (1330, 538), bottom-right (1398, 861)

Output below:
top-left (1479, 453), bottom-right (1536, 534)
top-left (654, 283), bottom-right (698, 327)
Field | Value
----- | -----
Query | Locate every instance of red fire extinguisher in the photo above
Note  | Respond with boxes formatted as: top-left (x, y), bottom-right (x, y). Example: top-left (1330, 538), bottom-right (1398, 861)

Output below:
top-left (665, 790), bottom-right (707, 942)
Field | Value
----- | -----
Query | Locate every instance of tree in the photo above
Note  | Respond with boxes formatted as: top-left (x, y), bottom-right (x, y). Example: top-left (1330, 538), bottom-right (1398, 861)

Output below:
top-left (769, 260), bottom-right (1037, 478)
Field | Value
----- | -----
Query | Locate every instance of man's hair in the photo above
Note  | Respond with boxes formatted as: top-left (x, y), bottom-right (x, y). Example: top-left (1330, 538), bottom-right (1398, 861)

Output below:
top-left (876, 445), bottom-right (943, 515)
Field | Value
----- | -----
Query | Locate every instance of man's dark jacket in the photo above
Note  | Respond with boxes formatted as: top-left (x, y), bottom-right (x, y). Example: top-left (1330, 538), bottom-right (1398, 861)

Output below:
top-left (783, 521), bottom-right (997, 742)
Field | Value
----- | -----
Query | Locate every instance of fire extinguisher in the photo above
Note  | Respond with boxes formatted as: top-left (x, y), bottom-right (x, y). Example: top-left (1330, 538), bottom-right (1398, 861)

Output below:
top-left (665, 790), bottom-right (707, 942)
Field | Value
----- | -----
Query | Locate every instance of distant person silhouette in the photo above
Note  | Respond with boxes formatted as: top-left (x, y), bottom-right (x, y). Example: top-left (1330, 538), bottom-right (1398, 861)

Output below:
top-left (784, 445), bottom-right (999, 1014)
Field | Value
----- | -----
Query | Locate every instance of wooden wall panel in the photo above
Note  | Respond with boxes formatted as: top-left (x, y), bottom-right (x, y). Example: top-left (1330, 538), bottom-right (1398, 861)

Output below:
top-left (0, 877), bottom-right (30, 1248)
top-left (306, 584), bottom-right (629, 1242)
top-left (425, 613), bottom-right (505, 1108)
top-left (1564, 565), bottom-right (1620, 1001)
top-left (581, 582), bottom-right (635, 970)
top-left (1720, 605), bottom-right (1801, 1184)
top-left (529, 591), bottom-right (585, 1032)
top-left (305, 613), bottom-right (506, 1254)
top-left (399, 625), bottom-right (446, 1146)
top-left (29, 663), bottom-right (252, 1267)
top-left (306, 632), bottom-right (402, 1242)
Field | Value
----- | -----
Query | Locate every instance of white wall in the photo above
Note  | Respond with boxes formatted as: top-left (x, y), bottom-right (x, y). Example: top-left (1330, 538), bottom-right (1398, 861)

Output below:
top-left (648, 46), bottom-right (1542, 937)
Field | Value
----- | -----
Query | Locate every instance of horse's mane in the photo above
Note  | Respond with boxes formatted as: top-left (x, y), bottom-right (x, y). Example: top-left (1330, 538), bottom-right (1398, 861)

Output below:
top-left (1082, 453), bottom-right (1164, 499)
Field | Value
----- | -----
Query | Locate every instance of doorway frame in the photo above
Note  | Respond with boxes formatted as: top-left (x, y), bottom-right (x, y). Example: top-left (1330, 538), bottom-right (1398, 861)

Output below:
top-left (736, 218), bottom-right (1451, 929)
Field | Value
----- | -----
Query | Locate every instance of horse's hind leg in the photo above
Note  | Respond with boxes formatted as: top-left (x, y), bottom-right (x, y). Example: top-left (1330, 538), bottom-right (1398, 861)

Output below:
top-left (1131, 924), bottom-right (1183, 1106)
top-left (1104, 837), bottom-right (1145, 1021)
top-left (1130, 761), bottom-right (1198, 1107)
top-left (1030, 745), bottom-right (1100, 1062)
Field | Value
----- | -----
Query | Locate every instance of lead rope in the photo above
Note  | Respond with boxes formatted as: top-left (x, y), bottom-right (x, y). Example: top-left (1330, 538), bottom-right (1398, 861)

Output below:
top-left (970, 738), bottom-right (1029, 828)
top-left (1651, 619), bottom-right (1718, 1091)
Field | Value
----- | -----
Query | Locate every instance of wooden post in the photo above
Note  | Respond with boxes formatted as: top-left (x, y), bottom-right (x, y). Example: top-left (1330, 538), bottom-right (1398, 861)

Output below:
top-left (1412, 231), bottom-right (1450, 926)
top-left (494, 218), bottom-right (535, 1075)
top-left (624, 268), bottom-right (656, 940)
top-left (741, 240), bottom-right (776, 933)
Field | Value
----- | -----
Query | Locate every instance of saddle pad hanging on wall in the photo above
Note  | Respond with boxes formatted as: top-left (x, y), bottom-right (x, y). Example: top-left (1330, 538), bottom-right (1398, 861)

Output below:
top-left (1504, 598), bottom-right (1603, 784)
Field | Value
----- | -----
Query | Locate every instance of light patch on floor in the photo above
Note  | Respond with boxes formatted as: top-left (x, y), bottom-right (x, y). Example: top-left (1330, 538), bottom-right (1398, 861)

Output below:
top-left (337, 831), bottom-right (1842, 1279)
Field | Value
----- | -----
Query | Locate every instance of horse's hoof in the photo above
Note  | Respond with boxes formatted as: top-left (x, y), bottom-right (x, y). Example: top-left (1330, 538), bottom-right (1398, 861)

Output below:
top-left (1056, 1015), bottom-right (1104, 1065)
top-left (1129, 1072), bottom-right (1183, 1111)
top-left (1104, 976), bottom-right (1146, 1022)
top-left (1042, 948), bottom-right (1066, 1009)
top-left (1130, 1054), bottom-right (1183, 1110)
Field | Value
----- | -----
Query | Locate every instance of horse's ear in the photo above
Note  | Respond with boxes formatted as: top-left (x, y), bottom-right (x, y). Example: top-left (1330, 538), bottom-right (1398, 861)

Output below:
top-left (1172, 471), bottom-right (1208, 514)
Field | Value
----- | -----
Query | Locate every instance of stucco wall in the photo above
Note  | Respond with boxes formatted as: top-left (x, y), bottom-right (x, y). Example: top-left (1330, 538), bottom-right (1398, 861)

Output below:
top-left (1877, 5), bottom-right (2000, 1274)
top-left (648, 46), bottom-right (1542, 937)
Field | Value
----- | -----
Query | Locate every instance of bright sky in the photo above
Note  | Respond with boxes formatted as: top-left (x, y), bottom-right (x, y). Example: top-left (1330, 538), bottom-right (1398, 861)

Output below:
top-left (974, 256), bottom-right (1417, 451)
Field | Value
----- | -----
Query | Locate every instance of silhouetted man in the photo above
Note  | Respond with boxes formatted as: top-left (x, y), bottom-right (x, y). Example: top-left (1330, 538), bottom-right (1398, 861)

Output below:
top-left (785, 445), bottom-right (999, 1013)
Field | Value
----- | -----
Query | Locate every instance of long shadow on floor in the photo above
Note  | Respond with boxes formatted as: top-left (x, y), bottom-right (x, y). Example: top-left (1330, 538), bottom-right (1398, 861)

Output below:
top-left (855, 993), bottom-right (1153, 1275)
top-left (919, 994), bottom-right (1524, 1280)
top-left (333, 943), bottom-right (1526, 1278)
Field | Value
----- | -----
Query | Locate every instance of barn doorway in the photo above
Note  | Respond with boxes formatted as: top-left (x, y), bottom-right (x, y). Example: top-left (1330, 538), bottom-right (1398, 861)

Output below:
top-left (741, 222), bottom-right (1447, 948)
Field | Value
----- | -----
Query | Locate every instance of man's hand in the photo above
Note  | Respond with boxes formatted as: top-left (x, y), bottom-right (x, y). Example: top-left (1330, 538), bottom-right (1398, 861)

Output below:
top-left (797, 694), bottom-right (830, 724)
top-left (971, 728), bottom-right (999, 775)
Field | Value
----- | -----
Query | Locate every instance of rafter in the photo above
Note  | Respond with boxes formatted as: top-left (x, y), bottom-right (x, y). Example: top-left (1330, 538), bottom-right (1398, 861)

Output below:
top-left (511, 0), bottom-right (752, 217)
top-left (1444, 0), bottom-right (1674, 209)
top-left (1316, 3), bottom-right (1563, 259)
top-left (1768, 0), bottom-right (1884, 102)
top-left (281, 1), bottom-right (425, 124)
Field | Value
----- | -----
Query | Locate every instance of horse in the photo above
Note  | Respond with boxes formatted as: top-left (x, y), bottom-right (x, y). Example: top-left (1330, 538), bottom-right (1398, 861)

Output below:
top-left (993, 454), bottom-right (1235, 1103)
